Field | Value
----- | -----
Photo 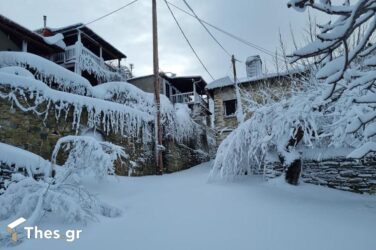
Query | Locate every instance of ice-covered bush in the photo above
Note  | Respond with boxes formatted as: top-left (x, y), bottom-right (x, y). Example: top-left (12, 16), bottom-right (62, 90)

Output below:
top-left (0, 137), bottom-right (124, 245)
top-left (51, 135), bottom-right (128, 180)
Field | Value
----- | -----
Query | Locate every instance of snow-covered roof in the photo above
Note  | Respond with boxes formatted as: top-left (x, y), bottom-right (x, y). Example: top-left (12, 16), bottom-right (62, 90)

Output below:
top-left (36, 23), bottom-right (126, 60)
top-left (0, 15), bottom-right (64, 53)
top-left (206, 69), bottom-right (305, 90)
top-left (129, 73), bottom-right (208, 94)
top-left (206, 76), bottom-right (233, 90)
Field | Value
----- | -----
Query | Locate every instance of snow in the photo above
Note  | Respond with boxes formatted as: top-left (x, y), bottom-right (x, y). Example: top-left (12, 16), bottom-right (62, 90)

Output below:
top-left (174, 103), bottom-right (196, 141)
top-left (0, 72), bottom-right (153, 140)
top-left (0, 62), bottom-right (200, 143)
top-left (2, 162), bottom-right (376, 250)
top-left (0, 143), bottom-right (51, 178)
top-left (206, 68), bottom-right (305, 90)
top-left (0, 52), bottom-right (92, 95)
top-left (0, 66), bottom-right (35, 79)
top-left (51, 135), bottom-right (127, 180)
top-left (76, 42), bottom-right (123, 83)
top-left (0, 138), bottom-right (123, 242)
top-left (91, 82), bottom-right (199, 142)
top-left (206, 76), bottom-right (233, 89)
top-left (347, 142), bottom-right (376, 158)
top-left (42, 33), bottom-right (66, 49)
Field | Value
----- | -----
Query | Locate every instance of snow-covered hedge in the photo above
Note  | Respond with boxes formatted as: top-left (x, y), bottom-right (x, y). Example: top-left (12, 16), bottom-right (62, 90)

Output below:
top-left (0, 143), bottom-right (52, 185)
top-left (0, 52), bottom-right (204, 145)
top-left (92, 82), bottom-right (201, 143)
top-left (0, 51), bottom-right (92, 95)
top-left (0, 72), bottom-right (153, 140)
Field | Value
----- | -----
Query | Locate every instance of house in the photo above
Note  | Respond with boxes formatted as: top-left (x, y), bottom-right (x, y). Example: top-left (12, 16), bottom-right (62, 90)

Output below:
top-left (35, 19), bottom-right (131, 85)
top-left (206, 55), bottom-right (303, 146)
top-left (0, 15), bottom-right (63, 57)
top-left (0, 14), bottom-right (130, 86)
top-left (128, 73), bottom-right (211, 125)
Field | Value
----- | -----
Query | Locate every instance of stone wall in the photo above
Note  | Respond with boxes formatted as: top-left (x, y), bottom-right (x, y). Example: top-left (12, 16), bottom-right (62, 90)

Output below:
top-left (264, 158), bottom-right (376, 194)
top-left (0, 88), bottom-right (210, 178)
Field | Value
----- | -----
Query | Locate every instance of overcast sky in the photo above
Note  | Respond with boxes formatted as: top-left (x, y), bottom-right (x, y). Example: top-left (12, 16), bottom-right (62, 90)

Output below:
top-left (0, 0), bottom-right (331, 82)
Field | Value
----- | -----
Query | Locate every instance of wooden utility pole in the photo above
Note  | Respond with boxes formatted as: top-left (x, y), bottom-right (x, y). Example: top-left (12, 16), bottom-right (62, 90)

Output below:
top-left (231, 54), bottom-right (244, 123)
top-left (231, 55), bottom-right (237, 85)
top-left (152, 0), bottom-right (163, 175)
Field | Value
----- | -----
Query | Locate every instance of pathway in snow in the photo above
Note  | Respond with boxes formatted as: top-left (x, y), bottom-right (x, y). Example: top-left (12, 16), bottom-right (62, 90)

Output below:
top-left (9, 162), bottom-right (376, 250)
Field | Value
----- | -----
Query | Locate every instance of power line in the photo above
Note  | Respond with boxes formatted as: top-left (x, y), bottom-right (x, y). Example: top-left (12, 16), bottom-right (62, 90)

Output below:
top-left (182, 0), bottom-right (232, 58)
top-left (83, 0), bottom-right (139, 27)
top-left (164, 0), bottom-right (215, 80)
top-left (166, 1), bottom-right (285, 61)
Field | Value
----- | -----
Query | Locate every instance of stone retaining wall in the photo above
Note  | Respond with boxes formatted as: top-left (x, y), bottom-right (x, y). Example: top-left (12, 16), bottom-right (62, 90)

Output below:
top-left (265, 157), bottom-right (376, 194)
top-left (0, 89), bottom-right (210, 180)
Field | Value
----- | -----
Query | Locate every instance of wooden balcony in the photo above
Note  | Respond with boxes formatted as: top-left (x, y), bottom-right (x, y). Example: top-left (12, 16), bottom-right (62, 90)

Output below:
top-left (51, 44), bottom-right (121, 75)
top-left (170, 91), bottom-right (210, 115)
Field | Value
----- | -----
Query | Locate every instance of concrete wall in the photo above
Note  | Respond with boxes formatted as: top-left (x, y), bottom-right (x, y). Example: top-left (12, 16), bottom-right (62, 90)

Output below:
top-left (128, 75), bottom-right (164, 95)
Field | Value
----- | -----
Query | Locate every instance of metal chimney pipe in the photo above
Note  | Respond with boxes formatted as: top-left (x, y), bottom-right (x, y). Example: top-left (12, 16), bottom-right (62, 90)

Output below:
top-left (43, 15), bottom-right (47, 28)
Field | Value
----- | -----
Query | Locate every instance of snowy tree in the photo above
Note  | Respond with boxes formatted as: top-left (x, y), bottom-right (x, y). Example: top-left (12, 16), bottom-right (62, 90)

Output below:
top-left (209, 80), bottom-right (326, 183)
top-left (287, 0), bottom-right (376, 158)
top-left (0, 136), bottom-right (124, 245)
top-left (210, 0), bottom-right (376, 183)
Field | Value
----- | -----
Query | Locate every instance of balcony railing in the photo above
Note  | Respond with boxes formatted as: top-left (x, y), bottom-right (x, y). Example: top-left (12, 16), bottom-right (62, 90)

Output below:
top-left (171, 92), bottom-right (193, 104)
top-left (51, 44), bottom-right (120, 74)
top-left (171, 91), bottom-right (208, 108)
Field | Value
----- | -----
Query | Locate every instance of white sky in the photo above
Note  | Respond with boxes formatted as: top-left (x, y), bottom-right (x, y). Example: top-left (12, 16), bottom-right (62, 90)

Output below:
top-left (0, 0), bottom-right (332, 82)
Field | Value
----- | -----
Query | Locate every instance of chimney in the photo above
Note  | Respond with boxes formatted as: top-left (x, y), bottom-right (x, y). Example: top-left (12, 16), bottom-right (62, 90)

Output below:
top-left (43, 15), bottom-right (47, 29)
top-left (246, 55), bottom-right (262, 78)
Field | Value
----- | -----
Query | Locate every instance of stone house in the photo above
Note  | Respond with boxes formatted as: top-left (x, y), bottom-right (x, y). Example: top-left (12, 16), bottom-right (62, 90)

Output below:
top-left (206, 56), bottom-right (302, 146)
top-left (35, 20), bottom-right (132, 85)
top-left (0, 14), bottom-right (131, 86)
top-left (128, 73), bottom-right (212, 126)
top-left (0, 14), bottom-right (211, 180)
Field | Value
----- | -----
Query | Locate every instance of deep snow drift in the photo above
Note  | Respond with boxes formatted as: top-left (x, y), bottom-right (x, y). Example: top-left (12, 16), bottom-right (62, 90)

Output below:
top-left (2, 162), bottom-right (375, 250)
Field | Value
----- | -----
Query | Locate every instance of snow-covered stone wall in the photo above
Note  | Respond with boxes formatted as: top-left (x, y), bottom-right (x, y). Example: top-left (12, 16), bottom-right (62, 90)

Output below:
top-left (264, 158), bottom-right (376, 194)
top-left (0, 92), bottom-right (209, 177)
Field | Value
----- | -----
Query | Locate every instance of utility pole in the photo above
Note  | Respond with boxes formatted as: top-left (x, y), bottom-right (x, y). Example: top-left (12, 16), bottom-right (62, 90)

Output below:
top-left (231, 55), bottom-right (244, 124)
top-left (152, 0), bottom-right (163, 175)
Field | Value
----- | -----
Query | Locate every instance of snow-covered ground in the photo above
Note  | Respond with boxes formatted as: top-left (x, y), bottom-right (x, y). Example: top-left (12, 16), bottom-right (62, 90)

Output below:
top-left (3, 161), bottom-right (376, 250)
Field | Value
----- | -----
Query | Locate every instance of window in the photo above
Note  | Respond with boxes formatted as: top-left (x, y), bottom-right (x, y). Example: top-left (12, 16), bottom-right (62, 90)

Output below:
top-left (165, 82), bottom-right (171, 98)
top-left (223, 99), bottom-right (237, 117)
